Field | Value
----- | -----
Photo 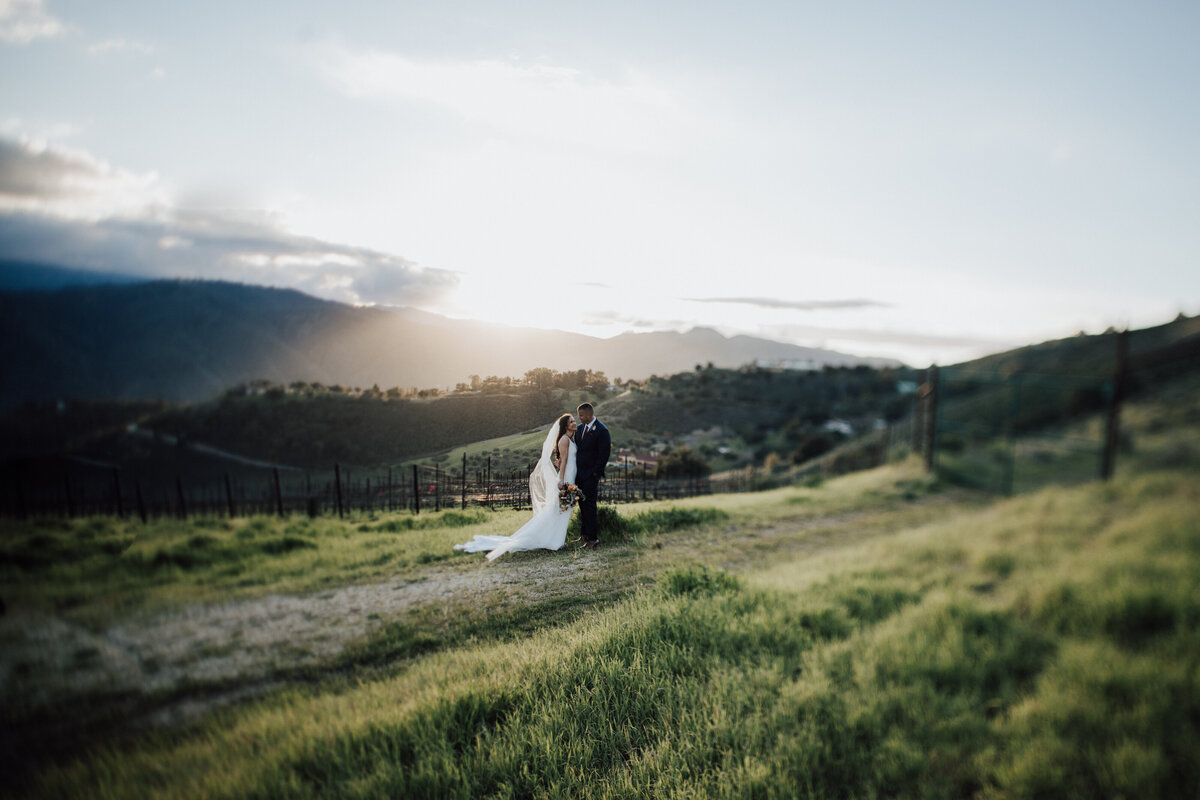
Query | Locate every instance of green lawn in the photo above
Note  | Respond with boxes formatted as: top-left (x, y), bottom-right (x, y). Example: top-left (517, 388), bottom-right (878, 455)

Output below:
top-left (4, 384), bottom-right (1199, 798)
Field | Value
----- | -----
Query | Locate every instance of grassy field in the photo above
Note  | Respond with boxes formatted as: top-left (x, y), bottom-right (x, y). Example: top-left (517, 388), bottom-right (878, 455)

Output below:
top-left (3, 392), bottom-right (1198, 797)
top-left (426, 428), bottom-right (549, 473)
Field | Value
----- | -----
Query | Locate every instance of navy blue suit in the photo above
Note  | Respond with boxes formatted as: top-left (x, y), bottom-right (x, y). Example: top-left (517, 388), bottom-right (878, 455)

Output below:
top-left (573, 419), bottom-right (611, 542)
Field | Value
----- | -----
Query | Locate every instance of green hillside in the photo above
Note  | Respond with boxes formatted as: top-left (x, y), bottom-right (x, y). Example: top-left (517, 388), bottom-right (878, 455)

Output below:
top-left (3, 313), bottom-right (1197, 501)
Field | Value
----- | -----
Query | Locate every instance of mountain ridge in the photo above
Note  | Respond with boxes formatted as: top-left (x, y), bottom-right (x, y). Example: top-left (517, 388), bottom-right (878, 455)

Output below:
top-left (0, 269), bottom-right (897, 407)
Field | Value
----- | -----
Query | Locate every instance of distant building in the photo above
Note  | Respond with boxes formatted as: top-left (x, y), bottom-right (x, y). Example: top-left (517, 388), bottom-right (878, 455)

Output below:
top-left (823, 419), bottom-right (855, 436)
top-left (616, 448), bottom-right (660, 470)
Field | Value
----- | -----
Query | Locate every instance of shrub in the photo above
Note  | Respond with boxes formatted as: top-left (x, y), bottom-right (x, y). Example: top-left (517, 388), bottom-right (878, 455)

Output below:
top-left (433, 511), bottom-right (487, 528)
top-left (259, 536), bottom-right (317, 555)
top-left (792, 433), bottom-right (837, 464)
top-left (658, 564), bottom-right (741, 597)
top-left (568, 504), bottom-right (632, 542)
top-left (634, 507), bottom-right (727, 536)
top-left (376, 518), bottom-right (416, 533)
top-left (371, 510), bottom-right (486, 533)
top-left (656, 446), bottom-right (711, 478)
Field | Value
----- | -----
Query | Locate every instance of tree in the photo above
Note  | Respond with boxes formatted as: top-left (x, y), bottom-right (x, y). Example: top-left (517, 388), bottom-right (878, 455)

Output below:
top-left (791, 432), bottom-right (838, 464)
top-left (524, 367), bottom-right (556, 390)
top-left (585, 370), bottom-right (609, 393)
top-left (656, 446), bottom-right (711, 479)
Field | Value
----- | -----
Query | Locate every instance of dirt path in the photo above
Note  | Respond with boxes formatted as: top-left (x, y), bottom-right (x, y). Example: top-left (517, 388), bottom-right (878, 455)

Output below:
top-left (0, 492), bottom-right (974, 738)
top-left (0, 554), bottom-right (594, 724)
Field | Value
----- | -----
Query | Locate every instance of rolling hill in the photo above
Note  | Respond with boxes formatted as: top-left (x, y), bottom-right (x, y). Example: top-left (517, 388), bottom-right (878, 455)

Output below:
top-left (0, 267), bottom-right (894, 408)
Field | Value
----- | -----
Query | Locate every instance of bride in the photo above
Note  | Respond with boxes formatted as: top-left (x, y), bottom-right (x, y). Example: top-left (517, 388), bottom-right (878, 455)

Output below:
top-left (454, 414), bottom-right (578, 561)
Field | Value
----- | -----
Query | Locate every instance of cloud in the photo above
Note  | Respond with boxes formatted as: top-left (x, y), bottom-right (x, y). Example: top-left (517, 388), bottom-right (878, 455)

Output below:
top-left (0, 136), bottom-right (459, 307)
top-left (686, 296), bottom-right (889, 311)
top-left (0, 136), bottom-right (165, 218)
top-left (761, 323), bottom-right (1007, 350)
top-left (579, 310), bottom-right (689, 330)
top-left (0, 0), bottom-right (64, 44)
top-left (0, 210), bottom-right (460, 307)
top-left (315, 44), bottom-right (686, 153)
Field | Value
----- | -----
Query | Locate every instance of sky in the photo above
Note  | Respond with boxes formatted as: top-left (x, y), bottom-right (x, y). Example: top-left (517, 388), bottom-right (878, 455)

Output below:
top-left (1, 0), bottom-right (1197, 367)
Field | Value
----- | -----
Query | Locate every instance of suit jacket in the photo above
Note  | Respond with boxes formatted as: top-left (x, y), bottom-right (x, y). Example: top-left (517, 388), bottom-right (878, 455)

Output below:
top-left (574, 420), bottom-right (611, 486)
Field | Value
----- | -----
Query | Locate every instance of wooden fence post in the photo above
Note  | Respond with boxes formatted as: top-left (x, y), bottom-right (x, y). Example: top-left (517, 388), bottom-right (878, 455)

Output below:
top-left (112, 468), bottom-right (124, 518)
top-left (224, 472), bottom-right (236, 518)
top-left (273, 468), bottom-right (284, 517)
top-left (1102, 330), bottom-right (1130, 480)
top-left (486, 456), bottom-right (492, 510)
top-left (387, 468), bottom-right (392, 513)
top-left (176, 476), bottom-right (188, 519)
top-left (924, 365), bottom-right (939, 473)
top-left (435, 464), bottom-right (441, 512)
top-left (334, 463), bottom-right (344, 519)
top-left (412, 464), bottom-right (420, 514)
top-left (912, 390), bottom-right (925, 454)
top-left (461, 453), bottom-right (467, 510)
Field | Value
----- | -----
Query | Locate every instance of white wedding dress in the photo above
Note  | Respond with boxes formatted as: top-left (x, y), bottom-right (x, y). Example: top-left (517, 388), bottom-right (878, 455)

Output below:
top-left (454, 422), bottom-right (575, 562)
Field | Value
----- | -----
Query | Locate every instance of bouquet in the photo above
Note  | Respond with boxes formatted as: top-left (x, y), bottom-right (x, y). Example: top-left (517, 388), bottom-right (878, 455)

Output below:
top-left (558, 483), bottom-right (585, 512)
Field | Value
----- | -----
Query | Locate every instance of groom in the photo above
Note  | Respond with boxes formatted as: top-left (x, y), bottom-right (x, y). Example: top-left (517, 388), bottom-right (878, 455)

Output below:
top-left (573, 402), bottom-right (611, 549)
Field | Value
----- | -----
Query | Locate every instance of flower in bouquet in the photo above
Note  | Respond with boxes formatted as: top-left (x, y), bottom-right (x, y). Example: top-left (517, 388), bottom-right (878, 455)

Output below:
top-left (558, 483), bottom-right (585, 512)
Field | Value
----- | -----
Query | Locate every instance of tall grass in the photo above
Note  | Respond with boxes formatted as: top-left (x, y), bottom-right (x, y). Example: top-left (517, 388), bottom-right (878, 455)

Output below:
top-left (19, 466), bottom-right (1198, 798)
top-left (0, 508), bottom-right (515, 619)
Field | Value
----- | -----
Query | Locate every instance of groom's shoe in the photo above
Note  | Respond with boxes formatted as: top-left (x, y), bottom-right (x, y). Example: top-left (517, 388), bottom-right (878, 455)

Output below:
top-left (582, 539), bottom-right (600, 550)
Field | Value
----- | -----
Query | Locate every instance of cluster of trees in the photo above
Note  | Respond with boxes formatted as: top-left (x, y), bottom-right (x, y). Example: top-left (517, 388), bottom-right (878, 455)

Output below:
top-left (625, 363), bottom-right (914, 439)
top-left (455, 369), bottom-right (613, 395)
top-left (225, 367), bottom-right (615, 403)
top-left (225, 380), bottom-right (440, 401)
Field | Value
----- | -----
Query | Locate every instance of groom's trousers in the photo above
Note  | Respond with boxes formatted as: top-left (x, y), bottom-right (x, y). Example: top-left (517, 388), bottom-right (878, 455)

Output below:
top-left (578, 476), bottom-right (600, 542)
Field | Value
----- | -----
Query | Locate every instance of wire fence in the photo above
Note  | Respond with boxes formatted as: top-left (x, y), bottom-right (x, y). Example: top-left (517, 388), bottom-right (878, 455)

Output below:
top-left (5, 328), bottom-right (1196, 518)
top-left (916, 330), bottom-right (1200, 494)
top-left (0, 456), bottom-right (770, 523)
